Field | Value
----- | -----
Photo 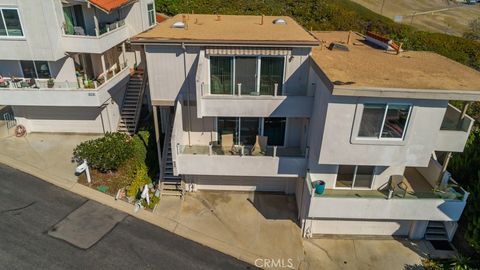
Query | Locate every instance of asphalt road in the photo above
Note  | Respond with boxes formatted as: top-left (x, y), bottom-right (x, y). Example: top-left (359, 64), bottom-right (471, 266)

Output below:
top-left (0, 164), bottom-right (254, 270)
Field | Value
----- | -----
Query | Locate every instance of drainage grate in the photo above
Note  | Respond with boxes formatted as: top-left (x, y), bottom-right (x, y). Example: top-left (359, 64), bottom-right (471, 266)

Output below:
top-left (429, 240), bottom-right (454, 251)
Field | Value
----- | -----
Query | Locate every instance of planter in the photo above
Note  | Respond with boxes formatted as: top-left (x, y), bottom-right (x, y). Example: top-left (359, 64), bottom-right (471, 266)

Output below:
top-left (314, 180), bottom-right (326, 195)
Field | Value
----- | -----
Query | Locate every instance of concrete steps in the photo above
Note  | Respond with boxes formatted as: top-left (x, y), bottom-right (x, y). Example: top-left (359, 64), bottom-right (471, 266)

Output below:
top-left (425, 221), bottom-right (449, 241)
top-left (160, 112), bottom-right (184, 198)
top-left (118, 71), bottom-right (145, 135)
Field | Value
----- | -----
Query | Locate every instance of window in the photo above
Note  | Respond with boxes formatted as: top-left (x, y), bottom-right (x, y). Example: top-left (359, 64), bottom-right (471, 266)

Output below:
top-left (20, 61), bottom-right (50, 79)
top-left (0, 8), bottom-right (23, 37)
top-left (147, 3), bottom-right (155, 26)
top-left (217, 117), bottom-right (286, 146)
top-left (335, 165), bottom-right (375, 189)
top-left (209, 56), bottom-right (284, 96)
top-left (358, 103), bottom-right (411, 140)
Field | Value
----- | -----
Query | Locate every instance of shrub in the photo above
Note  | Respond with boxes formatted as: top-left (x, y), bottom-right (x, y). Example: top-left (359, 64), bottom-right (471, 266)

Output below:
top-left (73, 132), bottom-right (133, 172)
top-left (126, 163), bottom-right (151, 199)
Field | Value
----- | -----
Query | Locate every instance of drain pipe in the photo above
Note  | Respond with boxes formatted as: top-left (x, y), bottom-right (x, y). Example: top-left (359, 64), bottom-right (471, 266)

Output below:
top-left (182, 42), bottom-right (192, 146)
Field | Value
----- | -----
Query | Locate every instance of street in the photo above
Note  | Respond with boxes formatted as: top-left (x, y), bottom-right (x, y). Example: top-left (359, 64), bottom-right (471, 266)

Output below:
top-left (0, 163), bottom-right (254, 270)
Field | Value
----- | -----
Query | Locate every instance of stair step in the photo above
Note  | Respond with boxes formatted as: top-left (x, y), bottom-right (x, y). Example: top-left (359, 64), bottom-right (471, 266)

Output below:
top-left (425, 234), bottom-right (449, 241)
top-left (428, 221), bottom-right (444, 228)
top-left (162, 180), bottom-right (181, 185)
top-left (161, 190), bottom-right (183, 197)
top-left (426, 228), bottom-right (446, 235)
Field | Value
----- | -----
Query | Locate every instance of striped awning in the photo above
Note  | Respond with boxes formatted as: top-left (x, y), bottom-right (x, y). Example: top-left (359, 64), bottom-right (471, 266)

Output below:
top-left (205, 47), bottom-right (291, 56)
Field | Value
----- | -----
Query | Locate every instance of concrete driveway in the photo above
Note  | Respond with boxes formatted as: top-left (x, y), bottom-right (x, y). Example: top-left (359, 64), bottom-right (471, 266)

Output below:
top-left (156, 191), bottom-right (306, 269)
top-left (0, 133), bottom-right (99, 186)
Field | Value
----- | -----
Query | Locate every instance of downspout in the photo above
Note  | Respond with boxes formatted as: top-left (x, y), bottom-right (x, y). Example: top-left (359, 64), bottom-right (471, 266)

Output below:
top-left (182, 42), bottom-right (192, 146)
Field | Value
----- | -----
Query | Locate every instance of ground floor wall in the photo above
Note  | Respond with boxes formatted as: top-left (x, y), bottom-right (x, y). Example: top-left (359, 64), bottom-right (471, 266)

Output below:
top-left (184, 175), bottom-right (299, 194)
top-left (303, 218), bottom-right (433, 240)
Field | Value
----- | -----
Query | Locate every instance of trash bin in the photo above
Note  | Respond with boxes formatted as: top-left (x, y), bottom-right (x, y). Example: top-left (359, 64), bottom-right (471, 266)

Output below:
top-left (314, 180), bottom-right (326, 195)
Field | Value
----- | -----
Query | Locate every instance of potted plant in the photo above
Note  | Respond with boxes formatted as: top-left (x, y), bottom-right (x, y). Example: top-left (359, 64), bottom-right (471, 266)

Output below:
top-left (47, 78), bottom-right (55, 88)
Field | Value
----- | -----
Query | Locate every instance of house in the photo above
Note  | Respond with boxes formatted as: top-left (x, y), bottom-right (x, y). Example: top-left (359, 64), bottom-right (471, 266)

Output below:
top-left (0, 0), bottom-right (157, 135)
top-left (133, 15), bottom-right (480, 241)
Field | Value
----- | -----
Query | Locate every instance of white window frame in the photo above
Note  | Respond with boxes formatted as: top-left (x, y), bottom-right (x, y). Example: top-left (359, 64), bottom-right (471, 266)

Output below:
top-left (0, 7), bottom-right (25, 39)
top-left (208, 55), bottom-right (286, 96)
top-left (333, 165), bottom-right (376, 190)
top-left (147, 2), bottom-right (155, 27)
top-left (357, 103), bottom-right (413, 141)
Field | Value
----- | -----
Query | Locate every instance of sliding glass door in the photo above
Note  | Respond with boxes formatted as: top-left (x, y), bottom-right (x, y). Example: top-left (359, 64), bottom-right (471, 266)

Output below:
top-left (210, 56), bottom-right (233, 94)
top-left (210, 56), bottom-right (284, 95)
top-left (260, 57), bottom-right (284, 95)
top-left (218, 117), bottom-right (286, 147)
top-left (235, 57), bottom-right (257, 95)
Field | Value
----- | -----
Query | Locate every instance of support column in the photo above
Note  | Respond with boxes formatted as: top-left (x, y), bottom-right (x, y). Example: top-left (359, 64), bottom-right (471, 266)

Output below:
top-left (152, 106), bottom-right (162, 179)
top-left (437, 151), bottom-right (452, 187)
top-left (93, 9), bottom-right (99, 36)
top-left (121, 42), bottom-right (126, 68)
top-left (100, 54), bottom-right (107, 81)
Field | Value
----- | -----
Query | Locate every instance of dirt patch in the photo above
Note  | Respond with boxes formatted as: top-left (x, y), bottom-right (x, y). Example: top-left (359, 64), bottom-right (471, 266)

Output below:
top-left (77, 163), bottom-right (133, 197)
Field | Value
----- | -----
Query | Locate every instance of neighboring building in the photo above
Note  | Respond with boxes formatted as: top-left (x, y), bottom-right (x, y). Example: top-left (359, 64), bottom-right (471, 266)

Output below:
top-left (0, 0), bottom-right (157, 135)
top-left (133, 14), bottom-right (480, 240)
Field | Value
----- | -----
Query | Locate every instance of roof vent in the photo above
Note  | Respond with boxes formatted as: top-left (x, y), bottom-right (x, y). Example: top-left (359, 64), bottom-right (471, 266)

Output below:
top-left (171, 21), bottom-right (186, 28)
top-left (273, 18), bottom-right (287, 25)
top-left (328, 42), bottom-right (349, 52)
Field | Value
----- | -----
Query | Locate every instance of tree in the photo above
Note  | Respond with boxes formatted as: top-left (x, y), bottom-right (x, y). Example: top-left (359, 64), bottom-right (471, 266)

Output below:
top-left (463, 18), bottom-right (480, 41)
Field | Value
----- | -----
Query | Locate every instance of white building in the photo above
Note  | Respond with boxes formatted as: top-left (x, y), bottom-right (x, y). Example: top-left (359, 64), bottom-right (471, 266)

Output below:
top-left (134, 14), bottom-right (480, 240)
top-left (0, 0), bottom-right (157, 135)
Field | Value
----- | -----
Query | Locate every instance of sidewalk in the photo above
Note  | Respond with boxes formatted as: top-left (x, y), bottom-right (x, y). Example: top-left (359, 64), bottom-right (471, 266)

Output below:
top-left (0, 133), bottom-right (434, 270)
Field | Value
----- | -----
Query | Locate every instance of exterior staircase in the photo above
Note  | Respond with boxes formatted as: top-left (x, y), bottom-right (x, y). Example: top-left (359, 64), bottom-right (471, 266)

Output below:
top-left (118, 70), bottom-right (146, 135)
top-left (159, 108), bottom-right (184, 198)
top-left (425, 221), bottom-right (449, 241)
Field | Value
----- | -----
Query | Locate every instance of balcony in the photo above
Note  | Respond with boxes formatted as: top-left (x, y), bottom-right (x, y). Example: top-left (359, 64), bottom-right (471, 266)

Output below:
top-left (0, 65), bottom-right (130, 107)
top-left (62, 19), bottom-right (129, 53)
top-left (175, 144), bottom-right (307, 177)
top-left (197, 83), bottom-right (314, 118)
top-left (435, 104), bottom-right (474, 152)
top-left (306, 164), bottom-right (468, 222)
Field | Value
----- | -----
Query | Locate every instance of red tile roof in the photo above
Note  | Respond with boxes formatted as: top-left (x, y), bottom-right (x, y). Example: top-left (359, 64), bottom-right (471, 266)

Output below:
top-left (89, 0), bottom-right (135, 13)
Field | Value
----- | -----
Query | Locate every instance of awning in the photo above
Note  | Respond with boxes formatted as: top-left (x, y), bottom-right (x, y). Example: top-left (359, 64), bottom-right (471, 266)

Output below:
top-left (205, 47), bottom-right (291, 56)
top-left (88, 0), bottom-right (136, 13)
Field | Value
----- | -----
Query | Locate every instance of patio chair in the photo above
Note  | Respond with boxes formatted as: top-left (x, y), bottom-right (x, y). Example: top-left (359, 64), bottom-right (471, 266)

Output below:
top-left (73, 26), bottom-right (85, 36)
top-left (20, 78), bottom-right (38, 88)
top-left (0, 76), bottom-right (9, 87)
top-left (221, 134), bottom-right (236, 155)
top-left (251, 135), bottom-right (268, 156)
top-left (389, 175), bottom-right (408, 198)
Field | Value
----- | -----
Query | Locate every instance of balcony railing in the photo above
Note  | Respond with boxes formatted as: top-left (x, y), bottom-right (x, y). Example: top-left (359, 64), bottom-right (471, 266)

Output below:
top-left (307, 173), bottom-right (468, 201)
top-left (440, 104), bottom-right (473, 132)
top-left (177, 144), bottom-right (306, 158)
top-left (63, 19), bottom-right (126, 38)
top-left (201, 82), bottom-right (312, 97)
top-left (0, 63), bottom-right (129, 91)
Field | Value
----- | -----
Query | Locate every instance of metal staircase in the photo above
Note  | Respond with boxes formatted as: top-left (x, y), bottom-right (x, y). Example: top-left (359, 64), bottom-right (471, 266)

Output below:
top-left (425, 221), bottom-right (449, 241)
top-left (118, 70), bottom-right (146, 135)
top-left (159, 109), bottom-right (184, 198)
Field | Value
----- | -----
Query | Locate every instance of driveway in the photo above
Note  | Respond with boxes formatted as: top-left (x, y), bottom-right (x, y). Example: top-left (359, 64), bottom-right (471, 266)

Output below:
top-left (0, 164), bottom-right (253, 270)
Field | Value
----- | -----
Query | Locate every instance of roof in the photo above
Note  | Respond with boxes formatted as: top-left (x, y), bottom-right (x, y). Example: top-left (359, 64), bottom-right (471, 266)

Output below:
top-left (88, 0), bottom-right (135, 13)
top-left (133, 14), bottom-right (319, 46)
top-left (311, 31), bottom-right (480, 101)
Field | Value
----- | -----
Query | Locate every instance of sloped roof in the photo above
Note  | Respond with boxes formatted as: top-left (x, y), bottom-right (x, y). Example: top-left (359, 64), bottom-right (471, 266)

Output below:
top-left (88, 0), bottom-right (135, 13)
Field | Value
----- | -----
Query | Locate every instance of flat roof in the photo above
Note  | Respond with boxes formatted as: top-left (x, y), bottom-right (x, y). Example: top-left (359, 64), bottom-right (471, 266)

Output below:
top-left (311, 31), bottom-right (480, 101)
top-left (133, 14), bottom-right (319, 46)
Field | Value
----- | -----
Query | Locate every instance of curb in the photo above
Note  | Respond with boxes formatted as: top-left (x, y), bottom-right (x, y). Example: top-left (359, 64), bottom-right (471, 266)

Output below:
top-left (0, 155), bottom-right (266, 267)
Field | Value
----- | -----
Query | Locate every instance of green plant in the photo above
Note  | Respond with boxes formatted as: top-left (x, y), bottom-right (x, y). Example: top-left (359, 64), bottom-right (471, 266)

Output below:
top-left (126, 163), bottom-right (151, 199)
top-left (450, 255), bottom-right (473, 270)
top-left (464, 18), bottom-right (480, 41)
top-left (73, 132), bottom-right (133, 172)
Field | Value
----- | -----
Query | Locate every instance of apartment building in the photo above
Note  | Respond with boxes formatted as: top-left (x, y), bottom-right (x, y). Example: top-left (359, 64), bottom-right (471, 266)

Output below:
top-left (132, 14), bottom-right (480, 240)
top-left (0, 0), bottom-right (156, 135)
